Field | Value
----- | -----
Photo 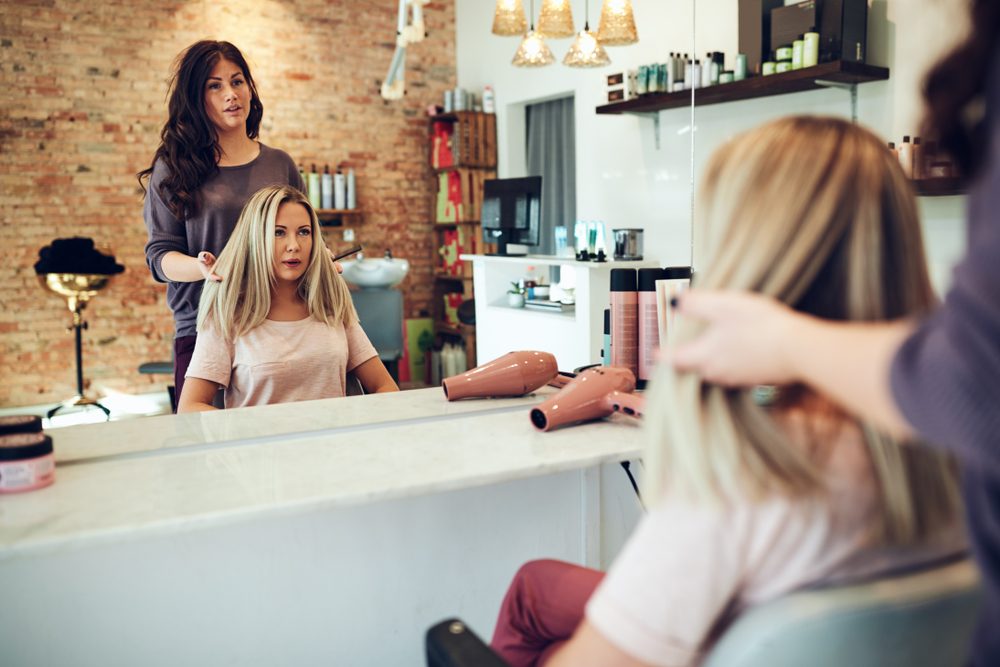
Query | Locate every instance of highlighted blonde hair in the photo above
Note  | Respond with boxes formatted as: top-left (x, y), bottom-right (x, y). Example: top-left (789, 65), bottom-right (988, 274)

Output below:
top-left (197, 185), bottom-right (358, 340)
top-left (645, 116), bottom-right (959, 545)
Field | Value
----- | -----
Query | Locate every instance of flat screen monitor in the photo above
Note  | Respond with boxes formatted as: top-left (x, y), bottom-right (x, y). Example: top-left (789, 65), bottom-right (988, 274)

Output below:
top-left (481, 176), bottom-right (541, 256)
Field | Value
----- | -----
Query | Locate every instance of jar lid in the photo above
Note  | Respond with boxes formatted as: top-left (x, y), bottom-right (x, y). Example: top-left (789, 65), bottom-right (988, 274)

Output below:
top-left (0, 415), bottom-right (43, 436)
top-left (0, 432), bottom-right (53, 461)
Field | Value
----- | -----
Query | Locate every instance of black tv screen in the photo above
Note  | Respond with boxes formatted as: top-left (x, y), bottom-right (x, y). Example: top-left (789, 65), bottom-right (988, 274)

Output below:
top-left (481, 176), bottom-right (541, 256)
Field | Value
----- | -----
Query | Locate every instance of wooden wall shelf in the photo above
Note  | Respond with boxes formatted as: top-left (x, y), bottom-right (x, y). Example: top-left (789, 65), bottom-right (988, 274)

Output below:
top-left (913, 177), bottom-right (964, 197)
top-left (316, 209), bottom-right (362, 227)
top-left (596, 61), bottom-right (890, 115)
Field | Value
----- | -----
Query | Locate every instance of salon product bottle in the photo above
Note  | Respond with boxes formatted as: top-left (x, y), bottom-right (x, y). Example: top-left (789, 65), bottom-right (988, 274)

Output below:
top-left (683, 59), bottom-right (692, 89)
top-left (702, 53), bottom-right (713, 88)
top-left (638, 268), bottom-right (665, 386)
top-left (912, 137), bottom-right (925, 179)
top-left (710, 54), bottom-right (721, 85)
top-left (482, 85), bottom-right (495, 114)
top-left (888, 141), bottom-right (897, 159)
top-left (610, 268), bottom-right (639, 380)
top-left (666, 53), bottom-right (676, 91)
top-left (347, 168), bottom-right (357, 209)
top-left (602, 308), bottom-right (611, 366)
top-left (898, 136), bottom-right (914, 178)
top-left (734, 53), bottom-right (747, 80)
top-left (334, 166), bottom-right (347, 210)
top-left (803, 30), bottom-right (820, 67)
top-left (320, 164), bottom-right (333, 210)
top-left (298, 165), bottom-right (306, 192)
top-left (792, 37), bottom-right (804, 69)
top-left (691, 60), bottom-right (702, 89)
top-left (308, 164), bottom-right (321, 210)
top-left (655, 267), bottom-right (692, 349)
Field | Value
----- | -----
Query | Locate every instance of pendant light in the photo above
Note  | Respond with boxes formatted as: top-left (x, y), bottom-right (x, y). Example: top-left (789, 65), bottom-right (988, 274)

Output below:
top-left (492, 0), bottom-right (527, 36)
top-left (512, 0), bottom-right (556, 67)
top-left (564, 1), bottom-right (610, 68)
top-left (596, 0), bottom-right (638, 46)
top-left (537, 0), bottom-right (575, 39)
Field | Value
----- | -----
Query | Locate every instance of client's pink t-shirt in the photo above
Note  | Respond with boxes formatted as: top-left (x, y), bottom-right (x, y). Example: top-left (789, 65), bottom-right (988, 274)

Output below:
top-left (585, 417), bottom-right (967, 667)
top-left (186, 317), bottom-right (378, 408)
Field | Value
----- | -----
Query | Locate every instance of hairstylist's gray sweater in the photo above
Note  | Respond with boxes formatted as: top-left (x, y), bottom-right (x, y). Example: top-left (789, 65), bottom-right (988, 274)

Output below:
top-left (891, 50), bottom-right (1000, 667)
top-left (143, 144), bottom-right (304, 338)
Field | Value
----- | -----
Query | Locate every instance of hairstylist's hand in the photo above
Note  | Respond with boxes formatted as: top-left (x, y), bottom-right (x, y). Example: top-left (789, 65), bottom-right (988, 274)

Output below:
top-left (197, 251), bottom-right (222, 282)
top-left (668, 290), bottom-right (803, 386)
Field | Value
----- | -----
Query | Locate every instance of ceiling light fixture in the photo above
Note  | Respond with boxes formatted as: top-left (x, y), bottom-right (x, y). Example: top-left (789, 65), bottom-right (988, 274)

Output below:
top-left (537, 0), bottom-right (575, 39)
top-left (563, 0), bottom-right (610, 68)
top-left (492, 0), bottom-right (528, 36)
top-left (596, 0), bottom-right (638, 46)
top-left (512, 0), bottom-right (556, 67)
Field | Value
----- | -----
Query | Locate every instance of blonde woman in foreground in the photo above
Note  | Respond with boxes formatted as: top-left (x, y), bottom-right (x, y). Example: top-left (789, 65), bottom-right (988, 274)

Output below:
top-left (178, 185), bottom-right (397, 412)
top-left (490, 117), bottom-right (966, 667)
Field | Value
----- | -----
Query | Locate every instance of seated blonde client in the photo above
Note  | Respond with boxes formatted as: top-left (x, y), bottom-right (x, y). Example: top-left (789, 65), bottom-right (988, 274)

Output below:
top-left (490, 116), bottom-right (966, 667)
top-left (178, 185), bottom-right (397, 412)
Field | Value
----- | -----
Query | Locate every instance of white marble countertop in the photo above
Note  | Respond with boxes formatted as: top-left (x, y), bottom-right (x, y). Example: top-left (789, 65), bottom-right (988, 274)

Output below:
top-left (460, 254), bottom-right (660, 268)
top-left (1, 390), bottom-right (642, 560)
top-left (51, 387), bottom-right (556, 463)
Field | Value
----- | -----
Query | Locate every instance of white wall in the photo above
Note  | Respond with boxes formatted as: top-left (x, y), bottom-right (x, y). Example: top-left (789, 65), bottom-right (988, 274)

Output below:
top-left (455, 0), bottom-right (970, 291)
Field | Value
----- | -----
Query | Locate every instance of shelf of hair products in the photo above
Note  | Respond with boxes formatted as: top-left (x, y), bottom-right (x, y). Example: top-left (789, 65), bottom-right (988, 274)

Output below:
top-left (298, 162), bottom-right (360, 224)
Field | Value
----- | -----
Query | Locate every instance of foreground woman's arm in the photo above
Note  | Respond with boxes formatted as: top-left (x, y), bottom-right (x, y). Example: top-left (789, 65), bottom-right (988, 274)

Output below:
top-left (669, 292), bottom-right (915, 440)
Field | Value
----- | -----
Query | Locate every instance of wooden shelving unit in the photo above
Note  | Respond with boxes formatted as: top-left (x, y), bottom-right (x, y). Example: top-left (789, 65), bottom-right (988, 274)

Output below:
top-left (316, 209), bottom-right (362, 227)
top-left (913, 176), bottom-right (964, 197)
top-left (429, 111), bottom-right (498, 372)
top-left (596, 61), bottom-right (890, 116)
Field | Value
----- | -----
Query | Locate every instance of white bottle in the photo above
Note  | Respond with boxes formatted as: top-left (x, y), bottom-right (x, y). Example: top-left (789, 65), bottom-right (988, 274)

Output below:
top-left (320, 164), bottom-right (333, 210)
top-left (307, 164), bottom-right (321, 210)
top-left (897, 136), bottom-right (914, 178)
top-left (691, 60), bottom-right (702, 90)
top-left (702, 53), bottom-right (713, 88)
top-left (334, 166), bottom-right (346, 210)
top-left (482, 85), bottom-right (495, 114)
top-left (347, 168), bottom-right (356, 209)
top-left (683, 59), bottom-right (693, 89)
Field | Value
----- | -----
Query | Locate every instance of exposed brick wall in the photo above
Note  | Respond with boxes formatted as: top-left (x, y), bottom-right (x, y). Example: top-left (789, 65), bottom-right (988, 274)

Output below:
top-left (0, 0), bottom-right (455, 407)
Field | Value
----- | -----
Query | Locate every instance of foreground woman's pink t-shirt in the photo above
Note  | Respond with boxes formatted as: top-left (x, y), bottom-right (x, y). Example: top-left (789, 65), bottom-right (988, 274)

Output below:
top-left (186, 316), bottom-right (378, 408)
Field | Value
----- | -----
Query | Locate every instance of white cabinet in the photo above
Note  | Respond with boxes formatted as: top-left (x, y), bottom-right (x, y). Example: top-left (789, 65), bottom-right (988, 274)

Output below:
top-left (463, 254), bottom-right (660, 371)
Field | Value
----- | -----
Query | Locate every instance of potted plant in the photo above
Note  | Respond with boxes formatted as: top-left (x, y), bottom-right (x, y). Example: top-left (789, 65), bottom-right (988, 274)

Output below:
top-left (507, 281), bottom-right (525, 308)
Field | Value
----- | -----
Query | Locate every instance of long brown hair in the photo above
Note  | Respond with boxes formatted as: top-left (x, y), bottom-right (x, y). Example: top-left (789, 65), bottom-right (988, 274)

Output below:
top-left (646, 116), bottom-right (960, 545)
top-left (137, 41), bottom-right (264, 220)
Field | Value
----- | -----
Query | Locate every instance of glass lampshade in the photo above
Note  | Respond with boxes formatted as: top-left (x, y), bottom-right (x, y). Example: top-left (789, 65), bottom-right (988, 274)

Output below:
top-left (563, 26), bottom-right (611, 67)
top-left (492, 0), bottom-right (528, 36)
top-left (512, 30), bottom-right (556, 67)
top-left (537, 0), bottom-right (575, 38)
top-left (596, 0), bottom-right (638, 46)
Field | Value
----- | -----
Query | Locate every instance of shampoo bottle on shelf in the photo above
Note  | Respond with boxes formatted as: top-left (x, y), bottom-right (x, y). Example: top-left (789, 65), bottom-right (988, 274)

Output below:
top-left (334, 166), bottom-right (346, 210)
top-left (638, 268), bottom-right (665, 387)
top-left (308, 164), bottom-right (321, 210)
top-left (321, 164), bottom-right (333, 210)
top-left (610, 268), bottom-right (639, 381)
top-left (347, 168), bottom-right (356, 209)
top-left (898, 136), bottom-right (914, 178)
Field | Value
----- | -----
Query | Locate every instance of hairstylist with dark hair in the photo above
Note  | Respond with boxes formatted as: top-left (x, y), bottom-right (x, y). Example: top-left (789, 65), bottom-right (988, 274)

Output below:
top-left (670, 3), bottom-right (1000, 663)
top-left (139, 40), bottom-right (305, 404)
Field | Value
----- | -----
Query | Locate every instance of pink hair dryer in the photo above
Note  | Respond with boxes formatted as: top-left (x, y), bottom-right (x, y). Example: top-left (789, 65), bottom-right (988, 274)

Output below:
top-left (443, 351), bottom-right (560, 401)
top-left (529, 366), bottom-right (645, 432)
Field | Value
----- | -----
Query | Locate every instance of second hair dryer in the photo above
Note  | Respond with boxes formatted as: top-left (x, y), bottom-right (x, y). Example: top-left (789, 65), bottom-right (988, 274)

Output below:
top-left (530, 366), bottom-right (644, 432)
top-left (443, 351), bottom-right (560, 401)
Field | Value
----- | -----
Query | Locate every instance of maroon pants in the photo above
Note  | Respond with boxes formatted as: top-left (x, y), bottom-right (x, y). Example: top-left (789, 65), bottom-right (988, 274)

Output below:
top-left (173, 334), bottom-right (197, 412)
top-left (491, 560), bottom-right (605, 667)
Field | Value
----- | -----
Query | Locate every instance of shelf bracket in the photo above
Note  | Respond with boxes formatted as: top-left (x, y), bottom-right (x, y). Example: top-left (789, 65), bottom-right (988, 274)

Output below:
top-left (814, 79), bottom-right (858, 123)
top-left (626, 111), bottom-right (661, 150)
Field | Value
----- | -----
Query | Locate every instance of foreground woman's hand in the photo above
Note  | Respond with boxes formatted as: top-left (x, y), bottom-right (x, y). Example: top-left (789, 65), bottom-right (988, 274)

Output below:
top-left (668, 290), bottom-right (803, 386)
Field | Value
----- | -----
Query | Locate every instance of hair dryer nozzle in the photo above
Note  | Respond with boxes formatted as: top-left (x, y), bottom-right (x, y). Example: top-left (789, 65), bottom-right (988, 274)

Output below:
top-left (530, 366), bottom-right (640, 431)
top-left (442, 351), bottom-right (558, 401)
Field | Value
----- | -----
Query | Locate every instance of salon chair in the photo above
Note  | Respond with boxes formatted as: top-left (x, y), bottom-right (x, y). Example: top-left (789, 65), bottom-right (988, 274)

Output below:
top-left (350, 288), bottom-right (403, 382)
top-left (426, 558), bottom-right (982, 667)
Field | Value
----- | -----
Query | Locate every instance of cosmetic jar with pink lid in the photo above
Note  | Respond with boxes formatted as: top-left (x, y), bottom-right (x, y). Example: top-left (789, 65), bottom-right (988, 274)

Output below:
top-left (0, 432), bottom-right (55, 494)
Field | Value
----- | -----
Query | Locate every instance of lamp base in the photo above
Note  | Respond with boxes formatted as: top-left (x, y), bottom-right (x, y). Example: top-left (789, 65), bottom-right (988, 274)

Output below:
top-left (47, 395), bottom-right (111, 421)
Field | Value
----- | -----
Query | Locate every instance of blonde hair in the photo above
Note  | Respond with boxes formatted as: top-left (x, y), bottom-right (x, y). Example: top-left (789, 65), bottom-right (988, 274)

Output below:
top-left (197, 185), bottom-right (358, 340)
top-left (645, 116), bottom-right (959, 545)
